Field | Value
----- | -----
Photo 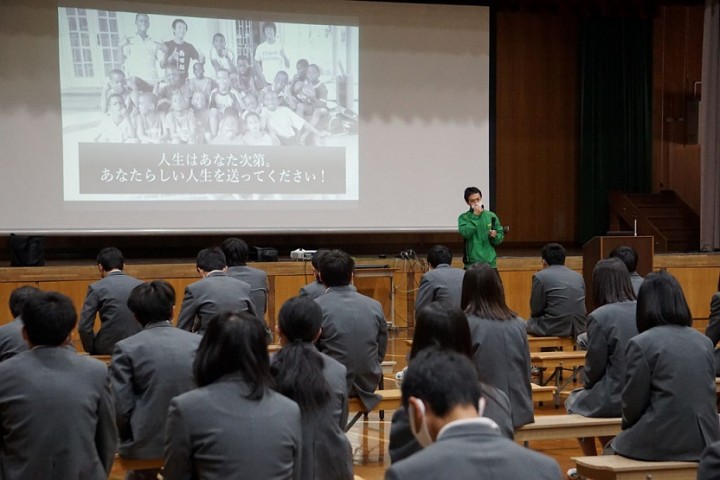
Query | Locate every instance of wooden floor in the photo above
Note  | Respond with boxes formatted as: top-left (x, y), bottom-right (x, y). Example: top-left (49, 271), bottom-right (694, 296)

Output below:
top-left (110, 328), bottom-right (584, 479)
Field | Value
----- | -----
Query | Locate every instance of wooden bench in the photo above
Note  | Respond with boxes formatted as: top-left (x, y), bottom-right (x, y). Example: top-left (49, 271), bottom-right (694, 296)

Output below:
top-left (573, 455), bottom-right (698, 479)
top-left (531, 383), bottom-right (557, 404)
top-left (531, 350), bottom-right (587, 405)
top-left (514, 414), bottom-right (621, 443)
top-left (346, 389), bottom-right (402, 431)
top-left (528, 335), bottom-right (575, 352)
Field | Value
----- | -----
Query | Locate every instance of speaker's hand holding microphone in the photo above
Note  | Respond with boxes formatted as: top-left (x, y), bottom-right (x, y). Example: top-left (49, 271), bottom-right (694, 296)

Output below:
top-left (489, 216), bottom-right (498, 238)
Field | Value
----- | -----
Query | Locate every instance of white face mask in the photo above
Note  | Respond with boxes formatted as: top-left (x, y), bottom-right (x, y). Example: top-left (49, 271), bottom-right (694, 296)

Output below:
top-left (408, 399), bottom-right (433, 448)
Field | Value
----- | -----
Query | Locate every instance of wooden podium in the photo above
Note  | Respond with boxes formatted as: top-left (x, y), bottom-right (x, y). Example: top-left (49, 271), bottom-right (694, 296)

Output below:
top-left (582, 236), bottom-right (653, 312)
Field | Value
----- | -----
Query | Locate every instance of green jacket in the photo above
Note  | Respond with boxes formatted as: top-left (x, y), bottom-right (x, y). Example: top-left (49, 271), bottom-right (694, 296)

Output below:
top-left (458, 209), bottom-right (504, 268)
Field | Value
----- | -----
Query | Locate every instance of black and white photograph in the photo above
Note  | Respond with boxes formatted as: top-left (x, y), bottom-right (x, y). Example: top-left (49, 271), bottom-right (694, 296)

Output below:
top-left (58, 7), bottom-right (359, 201)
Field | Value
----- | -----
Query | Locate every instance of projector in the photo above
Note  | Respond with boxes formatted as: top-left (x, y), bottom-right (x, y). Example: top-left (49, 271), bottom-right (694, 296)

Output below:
top-left (290, 249), bottom-right (317, 261)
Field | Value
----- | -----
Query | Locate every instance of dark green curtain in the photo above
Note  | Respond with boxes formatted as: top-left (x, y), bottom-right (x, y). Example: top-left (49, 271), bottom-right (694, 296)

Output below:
top-left (578, 18), bottom-right (653, 243)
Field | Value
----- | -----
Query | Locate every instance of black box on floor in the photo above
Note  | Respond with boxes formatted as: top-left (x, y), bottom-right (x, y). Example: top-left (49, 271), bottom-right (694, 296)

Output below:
top-left (249, 246), bottom-right (278, 262)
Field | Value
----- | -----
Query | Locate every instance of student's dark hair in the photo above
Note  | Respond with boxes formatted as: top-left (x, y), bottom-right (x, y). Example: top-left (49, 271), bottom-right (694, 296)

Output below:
top-left (636, 271), bottom-right (692, 333)
top-left (271, 297), bottom-right (331, 412)
top-left (318, 249), bottom-right (354, 287)
top-left (216, 67), bottom-right (230, 77)
top-left (410, 303), bottom-right (472, 360)
top-left (237, 54), bottom-right (249, 63)
top-left (127, 280), bottom-right (175, 327)
top-left (609, 245), bottom-right (639, 273)
top-left (427, 245), bottom-right (452, 268)
top-left (21, 291), bottom-right (77, 346)
top-left (109, 68), bottom-right (125, 78)
top-left (541, 243), bottom-right (566, 266)
top-left (275, 70), bottom-right (289, 81)
top-left (135, 13), bottom-right (149, 21)
top-left (193, 311), bottom-right (271, 397)
top-left (401, 348), bottom-right (482, 416)
top-left (172, 19), bottom-right (188, 30)
top-left (97, 247), bottom-right (125, 271)
top-left (311, 249), bottom-right (328, 270)
top-left (296, 58), bottom-right (309, 68)
top-left (461, 263), bottom-right (516, 320)
top-left (9, 286), bottom-right (40, 318)
top-left (221, 237), bottom-right (249, 266)
top-left (308, 64), bottom-right (320, 73)
top-left (212, 32), bottom-right (225, 42)
top-left (592, 258), bottom-right (636, 307)
top-left (463, 186), bottom-right (481, 203)
top-left (196, 247), bottom-right (226, 272)
top-left (263, 21), bottom-right (277, 34)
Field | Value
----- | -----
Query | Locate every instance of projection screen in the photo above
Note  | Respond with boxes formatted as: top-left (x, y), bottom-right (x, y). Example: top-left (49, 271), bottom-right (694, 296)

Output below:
top-left (0, 0), bottom-right (491, 233)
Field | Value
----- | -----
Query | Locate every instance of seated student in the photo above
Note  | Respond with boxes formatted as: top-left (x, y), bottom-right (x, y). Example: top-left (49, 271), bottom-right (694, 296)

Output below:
top-left (79, 247), bottom-right (143, 355)
top-left (164, 311), bottom-right (301, 480)
top-left (96, 93), bottom-right (138, 143)
top-left (0, 286), bottom-right (39, 362)
top-left (699, 440), bottom-right (720, 480)
top-left (292, 58), bottom-right (309, 85)
top-left (176, 247), bottom-right (256, 334)
top-left (461, 263), bottom-right (534, 428)
top-left (565, 258), bottom-right (638, 456)
top-left (414, 245), bottom-right (464, 313)
top-left (110, 280), bottom-right (201, 479)
top-left (315, 249), bottom-right (388, 410)
top-left (135, 92), bottom-right (165, 144)
top-left (221, 237), bottom-right (269, 322)
top-left (295, 64), bottom-right (328, 145)
top-left (703, 273), bottom-right (720, 374)
top-left (609, 271), bottom-right (720, 461)
top-left (526, 242), bottom-right (587, 339)
top-left (164, 91), bottom-right (196, 144)
top-left (385, 349), bottom-right (562, 480)
top-left (0, 292), bottom-right (117, 479)
top-left (390, 303), bottom-right (514, 464)
top-left (299, 249), bottom-right (328, 299)
top-left (609, 245), bottom-right (644, 295)
top-left (260, 91), bottom-right (325, 146)
top-left (242, 111), bottom-right (275, 146)
top-left (271, 296), bottom-right (353, 480)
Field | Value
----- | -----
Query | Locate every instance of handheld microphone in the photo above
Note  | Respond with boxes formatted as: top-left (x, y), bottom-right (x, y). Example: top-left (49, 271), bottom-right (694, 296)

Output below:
top-left (491, 217), bottom-right (496, 230)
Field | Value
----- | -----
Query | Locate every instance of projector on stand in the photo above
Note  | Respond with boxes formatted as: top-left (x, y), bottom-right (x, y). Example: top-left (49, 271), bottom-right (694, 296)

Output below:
top-left (290, 249), bottom-right (317, 261)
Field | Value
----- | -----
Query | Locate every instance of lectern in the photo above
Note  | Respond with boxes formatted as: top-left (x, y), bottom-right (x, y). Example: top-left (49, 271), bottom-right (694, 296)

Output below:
top-left (582, 236), bottom-right (653, 312)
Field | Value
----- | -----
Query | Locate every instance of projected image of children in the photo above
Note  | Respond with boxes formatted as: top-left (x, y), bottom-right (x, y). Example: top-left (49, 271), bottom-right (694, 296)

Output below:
top-left (58, 8), bottom-right (359, 201)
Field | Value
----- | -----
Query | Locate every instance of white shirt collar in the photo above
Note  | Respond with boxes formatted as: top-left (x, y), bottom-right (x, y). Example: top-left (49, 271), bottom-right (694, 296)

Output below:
top-left (437, 416), bottom-right (499, 440)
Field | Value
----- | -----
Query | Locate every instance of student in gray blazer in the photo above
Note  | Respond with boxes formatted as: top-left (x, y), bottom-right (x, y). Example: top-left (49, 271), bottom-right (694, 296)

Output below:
top-left (0, 291), bottom-right (117, 479)
top-left (565, 258), bottom-right (638, 456)
top-left (110, 280), bottom-right (201, 478)
top-left (0, 286), bottom-right (39, 362)
top-left (610, 272), bottom-right (720, 461)
top-left (385, 349), bottom-right (562, 480)
top-left (703, 274), bottom-right (720, 374)
top-left (414, 245), bottom-right (464, 313)
top-left (176, 247), bottom-right (256, 333)
top-left (699, 440), bottom-right (720, 480)
top-left (79, 247), bottom-right (143, 354)
top-left (609, 245), bottom-right (644, 296)
top-left (462, 263), bottom-right (534, 428)
top-left (271, 296), bottom-right (353, 480)
top-left (526, 243), bottom-right (587, 339)
top-left (315, 250), bottom-right (388, 410)
top-left (164, 311), bottom-right (302, 480)
top-left (299, 250), bottom-right (328, 299)
top-left (390, 303), bottom-right (514, 463)
top-left (221, 237), bottom-right (269, 322)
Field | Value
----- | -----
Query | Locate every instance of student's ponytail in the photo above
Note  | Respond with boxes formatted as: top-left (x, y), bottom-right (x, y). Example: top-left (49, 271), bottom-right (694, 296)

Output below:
top-left (271, 296), bottom-right (332, 413)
